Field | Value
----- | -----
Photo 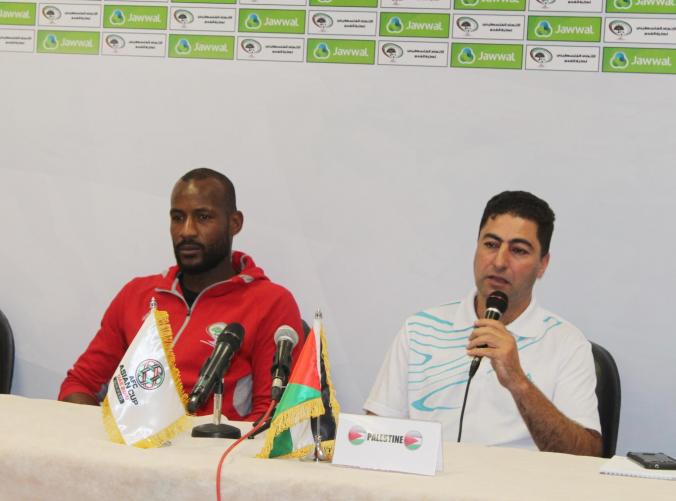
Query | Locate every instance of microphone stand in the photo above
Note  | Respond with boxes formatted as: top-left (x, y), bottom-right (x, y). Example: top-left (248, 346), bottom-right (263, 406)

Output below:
top-left (191, 379), bottom-right (242, 439)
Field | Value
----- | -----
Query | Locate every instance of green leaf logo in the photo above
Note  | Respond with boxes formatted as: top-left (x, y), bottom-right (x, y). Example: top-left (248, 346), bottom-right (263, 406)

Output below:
top-left (244, 13), bottom-right (262, 30)
top-left (42, 33), bottom-right (58, 50)
top-left (313, 42), bottom-right (330, 59)
top-left (175, 38), bottom-right (191, 54)
top-left (457, 47), bottom-right (475, 65)
top-left (109, 9), bottom-right (125, 26)
top-left (610, 51), bottom-right (629, 69)
top-left (534, 20), bottom-right (553, 38)
top-left (386, 16), bottom-right (404, 34)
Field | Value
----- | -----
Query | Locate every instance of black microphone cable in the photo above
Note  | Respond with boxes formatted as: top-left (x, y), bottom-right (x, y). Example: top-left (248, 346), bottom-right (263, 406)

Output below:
top-left (457, 291), bottom-right (508, 443)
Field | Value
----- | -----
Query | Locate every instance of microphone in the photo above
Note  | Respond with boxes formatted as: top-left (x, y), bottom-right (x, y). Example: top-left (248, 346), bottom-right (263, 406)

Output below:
top-left (468, 291), bottom-right (509, 378)
top-left (270, 325), bottom-right (300, 402)
top-left (187, 323), bottom-right (245, 414)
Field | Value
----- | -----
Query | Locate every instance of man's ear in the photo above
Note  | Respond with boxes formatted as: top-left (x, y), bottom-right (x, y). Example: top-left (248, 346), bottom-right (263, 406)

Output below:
top-left (537, 252), bottom-right (550, 279)
top-left (229, 211), bottom-right (244, 237)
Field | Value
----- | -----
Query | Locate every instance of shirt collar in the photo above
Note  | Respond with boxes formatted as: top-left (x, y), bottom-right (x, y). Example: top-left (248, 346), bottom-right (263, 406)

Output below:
top-left (462, 290), bottom-right (541, 339)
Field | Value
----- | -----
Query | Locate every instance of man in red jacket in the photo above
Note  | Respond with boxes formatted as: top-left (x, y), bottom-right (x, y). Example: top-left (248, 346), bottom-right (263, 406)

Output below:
top-left (59, 168), bottom-right (304, 421)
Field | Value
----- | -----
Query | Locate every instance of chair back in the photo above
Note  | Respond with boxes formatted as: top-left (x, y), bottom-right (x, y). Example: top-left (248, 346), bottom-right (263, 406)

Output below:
top-left (0, 310), bottom-right (15, 394)
top-left (590, 341), bottom-right (621, 458)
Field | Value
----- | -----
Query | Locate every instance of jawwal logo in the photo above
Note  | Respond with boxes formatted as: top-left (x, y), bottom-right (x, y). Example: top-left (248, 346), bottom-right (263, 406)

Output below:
top-left (404, 430), bottom-right (423, 451)
top-left (313, 41), bottom-right (330, 59)
top-left (348, 425), bottom-right (367, 445)
top-left (610, 50), bottom-right (629, 68)
top-left (530, 47), bottom-right (553, 65)
top-left (386, 16), bottom-right (404, 34)
top-left (109, 9), bottom-right (125, 25)
top-left (175, 38), bottom-right (192, 54)
top-left (608, 20), bottom-right (632, 38)
top-left (382, 42), bottom-right (403, 60)
top-left (456, 16), bottom-right (478, 35)
top-left (458, 46), bottom-right (476, 64)
top-left (136, 359), bottom-right (165, 390)
top-left (461, 0), bottom-right (480, 6)
top-left (312, 12), bottom-right (333, 30)
top-left (613, 0), bottom-right (632, 8)
top-left (105, 34), bottom-right (125, 50)
top-left (42, 5), bottom-right (61, 22)
top-left (534, 20), bottom-right (553, 38)
top-left (244, 13), bottom-right (262, 30)
top-left (536, 0), bottom-right (556, 5)
top-left (42, 33), bottom-right (58, 50)
top-left (174, 9), bottom-right (194, 25)
top-left (241, 38), bottom-right (262, 54)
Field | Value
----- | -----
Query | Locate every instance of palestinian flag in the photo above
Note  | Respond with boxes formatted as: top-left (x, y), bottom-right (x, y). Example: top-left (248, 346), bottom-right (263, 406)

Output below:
top-left (258, 313), bottom-right (340, 459)
top-left (102, 301), bottom-right (190, 448)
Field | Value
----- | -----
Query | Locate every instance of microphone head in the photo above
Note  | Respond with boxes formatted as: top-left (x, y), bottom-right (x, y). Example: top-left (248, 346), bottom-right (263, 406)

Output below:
top-left (486, 291), bottom-right (509, 316)
top-left (274, 325), bottom-right (299, 347)
top-left (217, 322), bottom-right (245, 349)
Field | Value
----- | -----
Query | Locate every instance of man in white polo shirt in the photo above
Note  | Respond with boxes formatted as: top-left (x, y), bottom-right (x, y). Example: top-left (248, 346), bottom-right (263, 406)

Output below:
top-left (364, 191), bottom-right (602, 456)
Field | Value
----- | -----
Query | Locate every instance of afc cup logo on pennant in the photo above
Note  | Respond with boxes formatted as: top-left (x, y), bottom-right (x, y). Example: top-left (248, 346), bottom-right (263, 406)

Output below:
top-left (136, 359), bottom-right (165, 390)
top-left (348, 425), bottom-right (367, 445)
top-left (403, 430), bottom-right (423, 451)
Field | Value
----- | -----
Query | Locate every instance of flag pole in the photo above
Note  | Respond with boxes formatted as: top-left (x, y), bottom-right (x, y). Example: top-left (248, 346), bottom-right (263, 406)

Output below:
top-left (310, 309), bottom-right (329, 462)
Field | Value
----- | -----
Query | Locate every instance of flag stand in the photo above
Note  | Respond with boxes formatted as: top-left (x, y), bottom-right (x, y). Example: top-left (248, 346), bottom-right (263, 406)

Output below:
top-left (191, 380), bottom-right (241, 439)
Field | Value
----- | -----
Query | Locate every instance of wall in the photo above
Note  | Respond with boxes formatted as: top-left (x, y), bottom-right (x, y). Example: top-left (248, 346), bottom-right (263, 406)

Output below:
top-left (1, 53), bottom-right (674, 454)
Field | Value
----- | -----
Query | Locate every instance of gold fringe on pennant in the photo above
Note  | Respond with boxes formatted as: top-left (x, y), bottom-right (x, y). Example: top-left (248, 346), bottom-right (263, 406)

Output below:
top-left (319, 326), bottom-right (341, 428)
top-left (257, 397), bottom-right (325, 458)
top-left (132, 413), bottom-right (192, 449)
top-left (101, 396), bottom-right (125, 444)
top-left (154, 310), bottom-right (189, 408)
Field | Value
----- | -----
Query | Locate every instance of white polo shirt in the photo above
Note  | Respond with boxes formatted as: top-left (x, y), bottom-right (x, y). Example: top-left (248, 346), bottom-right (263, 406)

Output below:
top-left (364, 292), bottom-right (601, 449)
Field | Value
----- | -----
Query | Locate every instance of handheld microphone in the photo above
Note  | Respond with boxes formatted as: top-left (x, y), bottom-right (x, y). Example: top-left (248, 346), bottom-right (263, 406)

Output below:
top-left (270, 325), bottom-right (300, 402)
top-left (187, 323), bottom-right (245, 414)
top-left (468, 291), bottom-right (509, 378)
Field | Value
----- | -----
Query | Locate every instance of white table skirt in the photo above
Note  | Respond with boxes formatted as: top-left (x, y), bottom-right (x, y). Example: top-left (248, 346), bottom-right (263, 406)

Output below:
top-left (0, 395), bottom-right (674, 500)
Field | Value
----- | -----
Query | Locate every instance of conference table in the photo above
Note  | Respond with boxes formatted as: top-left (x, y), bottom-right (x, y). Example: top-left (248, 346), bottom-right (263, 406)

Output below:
top-left (0, 395), bottom-right (673, 500)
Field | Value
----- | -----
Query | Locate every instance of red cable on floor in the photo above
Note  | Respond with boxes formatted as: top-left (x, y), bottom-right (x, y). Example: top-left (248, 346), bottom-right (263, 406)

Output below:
top-left (215, 401), bottom-right (276, 501)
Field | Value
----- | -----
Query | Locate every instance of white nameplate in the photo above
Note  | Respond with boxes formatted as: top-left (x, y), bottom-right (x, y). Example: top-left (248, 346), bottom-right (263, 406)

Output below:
top-left (332, 413), bottom-right (442, 476)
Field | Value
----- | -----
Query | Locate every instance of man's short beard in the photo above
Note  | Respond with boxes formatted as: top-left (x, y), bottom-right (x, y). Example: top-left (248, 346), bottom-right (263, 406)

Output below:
top-left (174, 240), bottom-right (231, 275)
